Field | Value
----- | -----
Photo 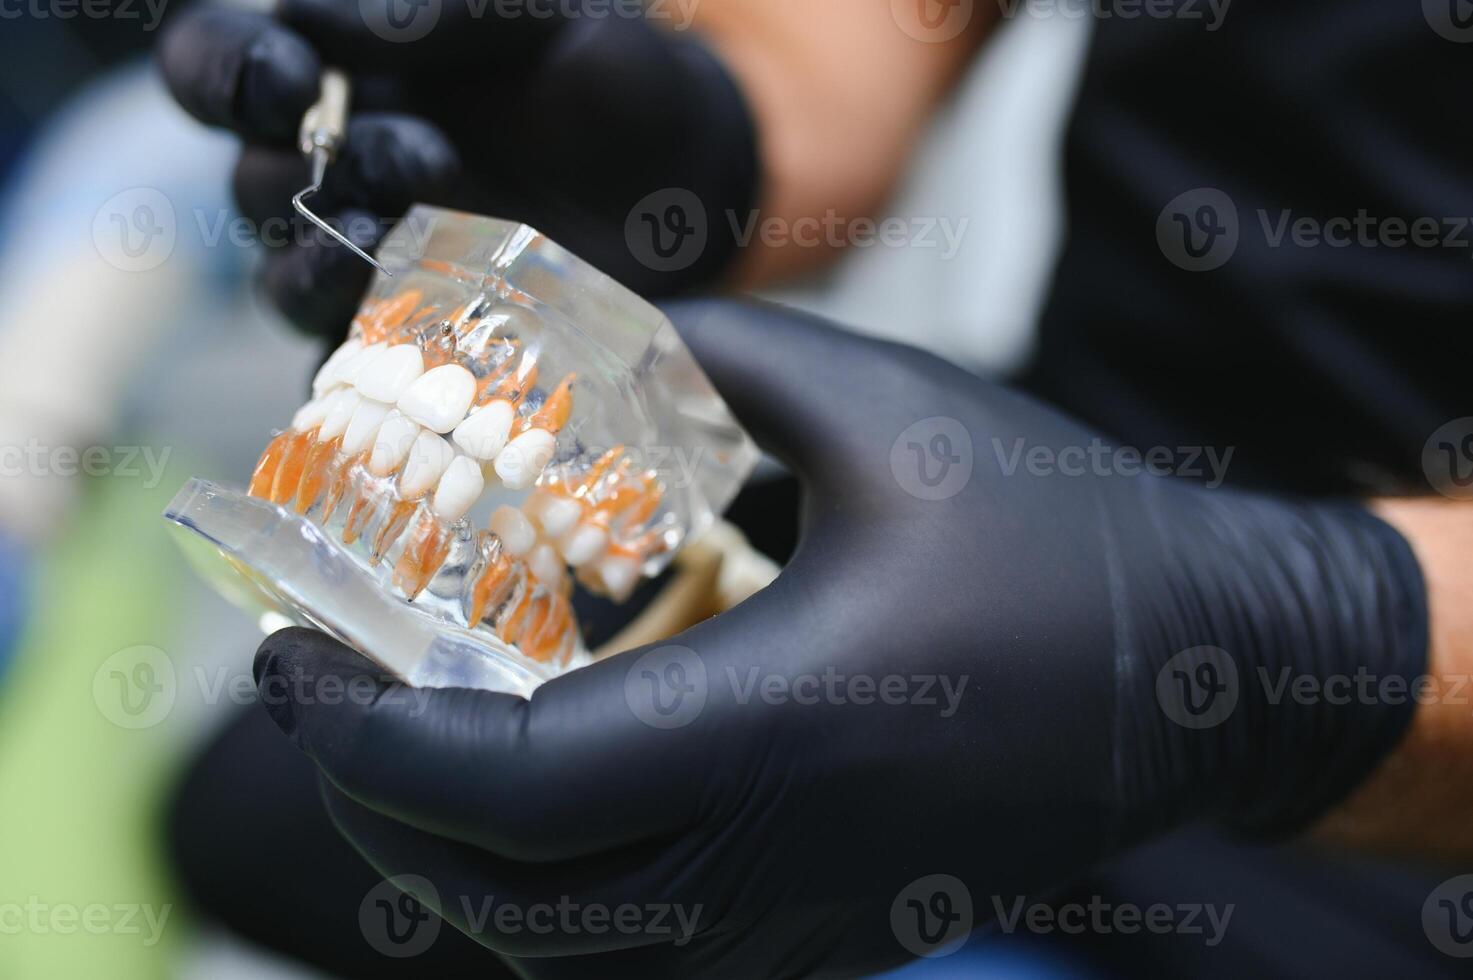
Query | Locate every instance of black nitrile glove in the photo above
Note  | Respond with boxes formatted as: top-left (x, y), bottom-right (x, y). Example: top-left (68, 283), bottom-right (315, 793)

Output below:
top-left (253, 300), bottom-right (1427, 977)
top-left (157, 0), bottom-right (758, 335)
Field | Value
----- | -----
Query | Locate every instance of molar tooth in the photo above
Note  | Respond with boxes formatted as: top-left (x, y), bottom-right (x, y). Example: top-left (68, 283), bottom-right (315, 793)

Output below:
top-left (312, 338), bottom-right (363, 397)
top-left (494, 428), bottom-right (557, 490)
top-left (397, 363), bottom-right (477, 433)
top-left (336, 341), bottom-right (388, 388)
top-left (342, 399), bottom-right (393, 455)
top-left (356, 343), bottom-right (424, 403)
top-left (560, 523), bottom-right (609, 567)
top-left (451, 400), bottom-right (514, 460)
top-left (489, 505), bottom-right (536, 556)
top-left (432, 455), bottom-right (485, 522)
top-left (368, 410), bottom-right (420, 476)
top-left (319, 387), bottom-right (362, 441)
top-left (400, 430), bottom-right (455, 498)
top-left (291, 395), bottom-right (332, 432)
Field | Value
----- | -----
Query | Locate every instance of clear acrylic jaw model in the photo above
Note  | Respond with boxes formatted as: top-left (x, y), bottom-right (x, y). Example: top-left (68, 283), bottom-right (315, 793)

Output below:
top-left (164, 206), bottom-right (758, 696)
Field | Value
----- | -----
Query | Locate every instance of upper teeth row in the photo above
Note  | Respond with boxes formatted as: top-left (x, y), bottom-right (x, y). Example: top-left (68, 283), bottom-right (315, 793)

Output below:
top-left (299, 339), bottom-right (559, 517)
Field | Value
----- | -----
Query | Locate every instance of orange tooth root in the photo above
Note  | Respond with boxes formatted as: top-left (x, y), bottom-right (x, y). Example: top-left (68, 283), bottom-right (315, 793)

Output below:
top-left (497, 578), bottom-right (536, 644)
top-left (392, 514), bottom-right (452, 599)
top-left (342, 487), bottom-right (375, 545)
top-left (478, 352), bottom-right (539, 406)
top-left (369, 498), bottom-right (419, 564)
top-left (524, 594), bottom-right (574, 662)
top-left (523, 373), bottom-right (576, 435)
top-left (357, 289), bottom-right (424, 344)
top-left (467, 552), bottom-right (515, 628)
top-left (617, 480), bottom-right (664, 530)
top-left (553, 446), bottom-right (623, 499)
top-left (248, 430), bottom-right (293, 499)
top-left (321, 453), bottom-right (362, 522)
top-left (294, 437), bottom-right (342, 514)
top-left (269, 430), bottom-right (316, 506)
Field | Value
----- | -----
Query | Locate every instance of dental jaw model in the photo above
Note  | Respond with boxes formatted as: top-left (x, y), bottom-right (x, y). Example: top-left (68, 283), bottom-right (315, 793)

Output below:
top-left (165, 207), bottom-right (757, 696)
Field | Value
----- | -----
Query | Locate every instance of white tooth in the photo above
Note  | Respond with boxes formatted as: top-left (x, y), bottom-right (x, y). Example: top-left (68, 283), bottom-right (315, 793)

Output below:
top-left (432, 455), bottom-right (485, 522)
top-left (560, 523), bottom-right (608, 567)
top-left (528, 542), bottom-right (563, 585)
top-left (368, 411), bottom-right (420, 476)
top-left (597, 555), bottom-right (640, 599)
top-left (397, 364), bottom-right (477, 433)
top-left (313, 338), bottom-right (363, 397)
top-left (336, 342), bottom-right (387, 387)
top-left (319, 387), bottom-right (362, 441)
top-left (451, 400), bottom-right (514, 460)
top-left (342, 399), bottom-right (393, 455)
top-left (494, 428), bottom-right (557, 490)
top-left (489, 505), bottom-right (536, 556)
top-left (291, 395), bottom-right (332, 432)
top-left (537, 495), bottom-right (583, 538)
top-left (400, 430), bottom-right (455, 498)
top-left (356, 343), bottom-right (424, 403)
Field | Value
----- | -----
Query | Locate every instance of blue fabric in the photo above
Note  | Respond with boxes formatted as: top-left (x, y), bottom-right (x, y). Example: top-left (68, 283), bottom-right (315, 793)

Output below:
top-left (0, 531), bottom-right (29, 681)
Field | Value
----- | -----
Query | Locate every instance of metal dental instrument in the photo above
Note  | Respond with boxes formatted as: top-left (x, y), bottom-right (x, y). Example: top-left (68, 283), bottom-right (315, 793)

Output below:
top-left (293, 68), bottom-right (391, 277)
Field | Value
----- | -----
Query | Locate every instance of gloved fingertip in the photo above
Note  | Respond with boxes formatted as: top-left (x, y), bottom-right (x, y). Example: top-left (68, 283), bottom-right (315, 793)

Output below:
top-left (158, 10), bottom-right (320, 143)
top-left (237, 26), bottom-right (323, 140)
top-left (340, 114), bottom-right (462, 215)
top-left (258, 226), bottom-right (375, 340)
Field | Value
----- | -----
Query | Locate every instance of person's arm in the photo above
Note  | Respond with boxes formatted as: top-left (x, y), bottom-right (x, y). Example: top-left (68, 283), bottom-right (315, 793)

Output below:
top-left (691, 0), bottom-right (996, 285)
top-left (1315, 497), bottom-right (1473, 860)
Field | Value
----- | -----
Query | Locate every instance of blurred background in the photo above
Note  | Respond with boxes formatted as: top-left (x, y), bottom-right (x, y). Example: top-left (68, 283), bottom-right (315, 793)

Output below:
top-left (0, 4), bottom-right (1090, 977)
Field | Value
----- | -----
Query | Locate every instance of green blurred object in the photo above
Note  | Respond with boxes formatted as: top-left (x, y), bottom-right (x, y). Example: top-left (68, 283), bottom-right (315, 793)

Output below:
top-left (0, 455), bottom-right (193, 979)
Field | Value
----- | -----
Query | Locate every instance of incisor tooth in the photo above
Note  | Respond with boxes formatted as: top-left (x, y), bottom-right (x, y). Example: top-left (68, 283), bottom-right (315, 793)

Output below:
top-left (336, 342), bottom-right (387, 387)
top-left (292, 395), bottom-right (332, 432)
top-left (494, 428), bottom-right (557, 490)
top-left (400, 430), bottom-right (456, 498)
top-left (489, 505), bottom-right (536, 556)
top-left (356, 343), bottom-right (424, 403)
top-left (342, 399), bottom-right (393, 455)
top-left (538, 495), bottom-right (583, 537)
top-left (432, 455), bottom-right (484, 522)
top-left (451, 400), bottom-right (514, 460)
top-left (313, 338), bottom-right (363, 397)
top-left (561, 523), bottom-right (609, 567)
top-left (319, 387), bottom-right (362, 441)
top-left (368, 411), bottom-right (420, 476)
top-left (528, 543), bottom-right (563, 586)
top-left (598, 554), bottom-right (640, 599)
top-left (398, 363), bottom-right (477, 433)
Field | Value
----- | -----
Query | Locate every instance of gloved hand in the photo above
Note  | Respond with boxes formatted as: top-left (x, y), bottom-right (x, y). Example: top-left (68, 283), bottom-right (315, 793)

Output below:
top-left (157, 0), bottom-right (758, 335)
top-left (254, 300), bottom-right (1427, 977)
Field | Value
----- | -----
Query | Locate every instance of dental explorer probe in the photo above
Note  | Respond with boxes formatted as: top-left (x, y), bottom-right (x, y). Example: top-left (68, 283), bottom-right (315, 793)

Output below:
top-left (293, 68), bottom-right (392, 277)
